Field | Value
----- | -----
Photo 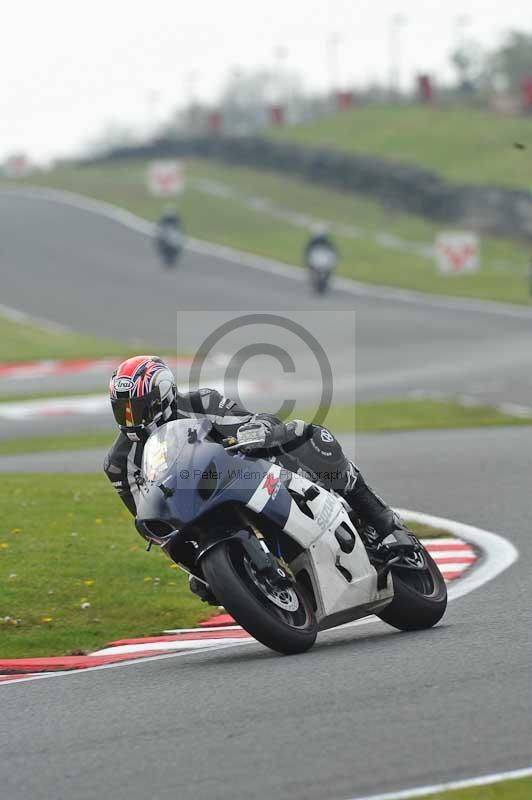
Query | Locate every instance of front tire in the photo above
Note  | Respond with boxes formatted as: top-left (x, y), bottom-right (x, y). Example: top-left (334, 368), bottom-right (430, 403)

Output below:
top-left (162, 252), bottom-right (177, 268)
top-left (201, 540), bottom-right (318, 655)
top-left (310, 270), bottom-right (329, 294)
top-left (378, 549), bottom-right (447, 631)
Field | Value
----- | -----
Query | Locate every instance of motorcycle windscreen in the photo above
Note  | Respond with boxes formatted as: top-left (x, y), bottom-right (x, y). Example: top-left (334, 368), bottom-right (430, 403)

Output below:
top-left (142, 418), bottom-right (212, 482)
top-left (307, 244), bottom-right (337, 271)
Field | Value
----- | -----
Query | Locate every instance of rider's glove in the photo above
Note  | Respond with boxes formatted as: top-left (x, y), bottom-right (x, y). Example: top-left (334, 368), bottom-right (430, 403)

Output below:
top-left (284, 419), bottom-right (306, 438)
top-left (236, 420), bottom-right (274, 450)
top-left (236, 418), bottom-right (307, 451)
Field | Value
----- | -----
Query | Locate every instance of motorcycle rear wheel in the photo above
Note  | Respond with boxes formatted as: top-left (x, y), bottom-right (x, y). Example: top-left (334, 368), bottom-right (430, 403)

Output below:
top-left (202, 540), bottom-right (318, 655)
top-left (377, 548), bottom-right (447, 631)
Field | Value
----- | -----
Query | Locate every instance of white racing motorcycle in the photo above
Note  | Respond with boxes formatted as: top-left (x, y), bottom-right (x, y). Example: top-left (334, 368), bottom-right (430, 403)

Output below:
top-left (135, 419), bottom-right (447, 655)
top-left (305, 240), bottom-right (338, 294)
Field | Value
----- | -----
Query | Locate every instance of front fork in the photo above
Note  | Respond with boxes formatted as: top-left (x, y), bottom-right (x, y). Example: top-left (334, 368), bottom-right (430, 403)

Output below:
top-left (196, 526), bottom-right (293, 590)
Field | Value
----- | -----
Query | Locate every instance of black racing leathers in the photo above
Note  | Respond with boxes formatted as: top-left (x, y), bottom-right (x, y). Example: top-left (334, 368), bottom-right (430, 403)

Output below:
top-left (103, 387), bottom-right (402, 542)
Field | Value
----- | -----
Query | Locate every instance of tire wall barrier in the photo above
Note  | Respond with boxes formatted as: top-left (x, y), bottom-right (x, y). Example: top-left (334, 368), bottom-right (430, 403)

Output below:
top-left (89, 136), bottom-right (532, 241)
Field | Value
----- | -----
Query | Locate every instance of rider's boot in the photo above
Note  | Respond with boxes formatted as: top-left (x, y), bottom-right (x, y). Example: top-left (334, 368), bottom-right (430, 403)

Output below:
top-left (341, 463), bottom-right (416, 557)
top-left (188, 575), bottom-right (219, 606)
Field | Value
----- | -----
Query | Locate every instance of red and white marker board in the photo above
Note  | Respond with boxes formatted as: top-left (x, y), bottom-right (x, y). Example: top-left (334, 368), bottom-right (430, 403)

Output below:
top-left (3, 154), bottom-right (31, 178)
top-left (435, 232), bottom-right (480, 275)
top-left (147, 160), bottom-right (185, 197)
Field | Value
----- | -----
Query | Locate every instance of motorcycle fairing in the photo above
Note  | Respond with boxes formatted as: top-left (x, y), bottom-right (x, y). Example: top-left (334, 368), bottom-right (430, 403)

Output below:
top-left (138, 419), bottom-right (292, 535)
top-left (277, 472), bottom-right (393, 627)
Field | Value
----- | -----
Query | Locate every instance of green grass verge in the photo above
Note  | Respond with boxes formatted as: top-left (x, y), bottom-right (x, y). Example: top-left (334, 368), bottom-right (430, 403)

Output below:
top-left (316, 398), bottom-right (531, 433)
top-left (0, 398), bottom-right (529, 457)
top-left (0, 430), bottom-right (114, 456)
top-left (407, 775), bottom-right (532, 800)
top-left (0, 314), bottom-right (138, 364)
top-left (0, 472), bottom-right (453, 658)
top-left (0, 473), bottom-right (211, 658)
top-left (270, 104), bottom-right (532, 190)
top-left (407, 522), bottom-right (450, 540)
top-left (4, 157), bottom-right (531, 304)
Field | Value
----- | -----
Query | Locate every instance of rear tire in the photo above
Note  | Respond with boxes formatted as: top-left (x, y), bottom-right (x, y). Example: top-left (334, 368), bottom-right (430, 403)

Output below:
top-left (201, 540), bottom-right (317, 655)
top-left (378, 549), bottom-right (447, 631)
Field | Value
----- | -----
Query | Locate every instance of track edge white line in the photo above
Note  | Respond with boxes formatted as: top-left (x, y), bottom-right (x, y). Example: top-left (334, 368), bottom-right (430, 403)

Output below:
top-left (346, 764), bottom-right (532, 800)
top-left (396, 507), bottom-right (518, 601)
top-left (3, 182), bottom-right (532, 321)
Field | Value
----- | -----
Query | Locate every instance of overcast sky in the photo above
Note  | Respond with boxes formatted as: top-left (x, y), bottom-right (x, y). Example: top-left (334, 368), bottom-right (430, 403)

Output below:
top-left (1, 0), bottom-right (529, 163)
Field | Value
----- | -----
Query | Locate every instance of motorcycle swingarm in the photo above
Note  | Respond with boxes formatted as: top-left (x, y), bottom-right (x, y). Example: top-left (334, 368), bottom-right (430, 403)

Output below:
top-left (371, 539), bottom-right (427, 589)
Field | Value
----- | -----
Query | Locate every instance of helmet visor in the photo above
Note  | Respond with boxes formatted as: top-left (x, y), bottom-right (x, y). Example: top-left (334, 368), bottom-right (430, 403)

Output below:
top-left (112, 396), bottom-right (153, 428)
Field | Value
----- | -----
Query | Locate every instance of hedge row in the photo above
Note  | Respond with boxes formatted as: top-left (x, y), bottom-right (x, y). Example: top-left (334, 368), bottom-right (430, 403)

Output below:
top-left (92, 136), bottom-right (532, 241)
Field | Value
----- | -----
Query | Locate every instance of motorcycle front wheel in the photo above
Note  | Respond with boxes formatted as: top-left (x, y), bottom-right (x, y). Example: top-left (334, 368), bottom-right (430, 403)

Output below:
top-left (310, 270), bottom-right (329, 294)
top-left (201, 540), bottom-right (318, 655)
top-left (161, 251), bottom-right (178, 268)
top-left (377, 547), bottom-right (447, 631)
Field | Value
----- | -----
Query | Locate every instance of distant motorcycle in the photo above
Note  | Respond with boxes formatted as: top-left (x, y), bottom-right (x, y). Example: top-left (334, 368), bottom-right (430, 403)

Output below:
top-left (305, 234), bottom-right (338, 295)
top-left (135, 419), bottom-right (447, 655)
top-left (155, 212), bottom-right (184, 268)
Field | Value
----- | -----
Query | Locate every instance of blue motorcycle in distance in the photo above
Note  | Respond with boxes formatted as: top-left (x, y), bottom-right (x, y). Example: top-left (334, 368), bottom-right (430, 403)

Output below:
top-left (135, 419), bottom-right (447, 655)
top-left (304, 233), bottom-right (338, 295)
top-left (154, 211), bottom-right (184, 268)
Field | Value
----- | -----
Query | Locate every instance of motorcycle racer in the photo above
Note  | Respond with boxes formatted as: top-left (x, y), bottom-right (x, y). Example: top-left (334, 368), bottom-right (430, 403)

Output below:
top-left (104, 356), bottom-right (415, 601)
top-left (155, 207), bottom-right (184, 267)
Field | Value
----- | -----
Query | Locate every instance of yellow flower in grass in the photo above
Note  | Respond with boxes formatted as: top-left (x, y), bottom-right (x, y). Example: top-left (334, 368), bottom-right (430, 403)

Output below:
top-left (41, 617), bottom-right (53, 624)
top-left (83, 579), bottom-right (95, 587)
top-left (0, 543), bottom-right (9, 550)
top-left (143, 576), bottom-right (153, 582)
top-left (10, 528), bottom-right (22, 534)
top-left (169, 563), bottom-right (178, 569)
top-left (95, 518), bottom-right (103, 525)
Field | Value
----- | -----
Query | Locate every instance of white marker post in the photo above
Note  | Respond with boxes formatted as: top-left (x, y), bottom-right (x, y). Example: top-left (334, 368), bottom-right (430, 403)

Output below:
top-left (435, 231), bottom-right (480, 275)
top-left (147, 160), bottom-right (185, 197)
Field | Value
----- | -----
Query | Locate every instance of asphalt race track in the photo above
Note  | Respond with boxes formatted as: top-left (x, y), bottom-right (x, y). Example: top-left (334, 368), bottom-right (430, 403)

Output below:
top-left (2, 188), bottom-right (532, 442)
top-left (0, 189), bottom-right (531, 800)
